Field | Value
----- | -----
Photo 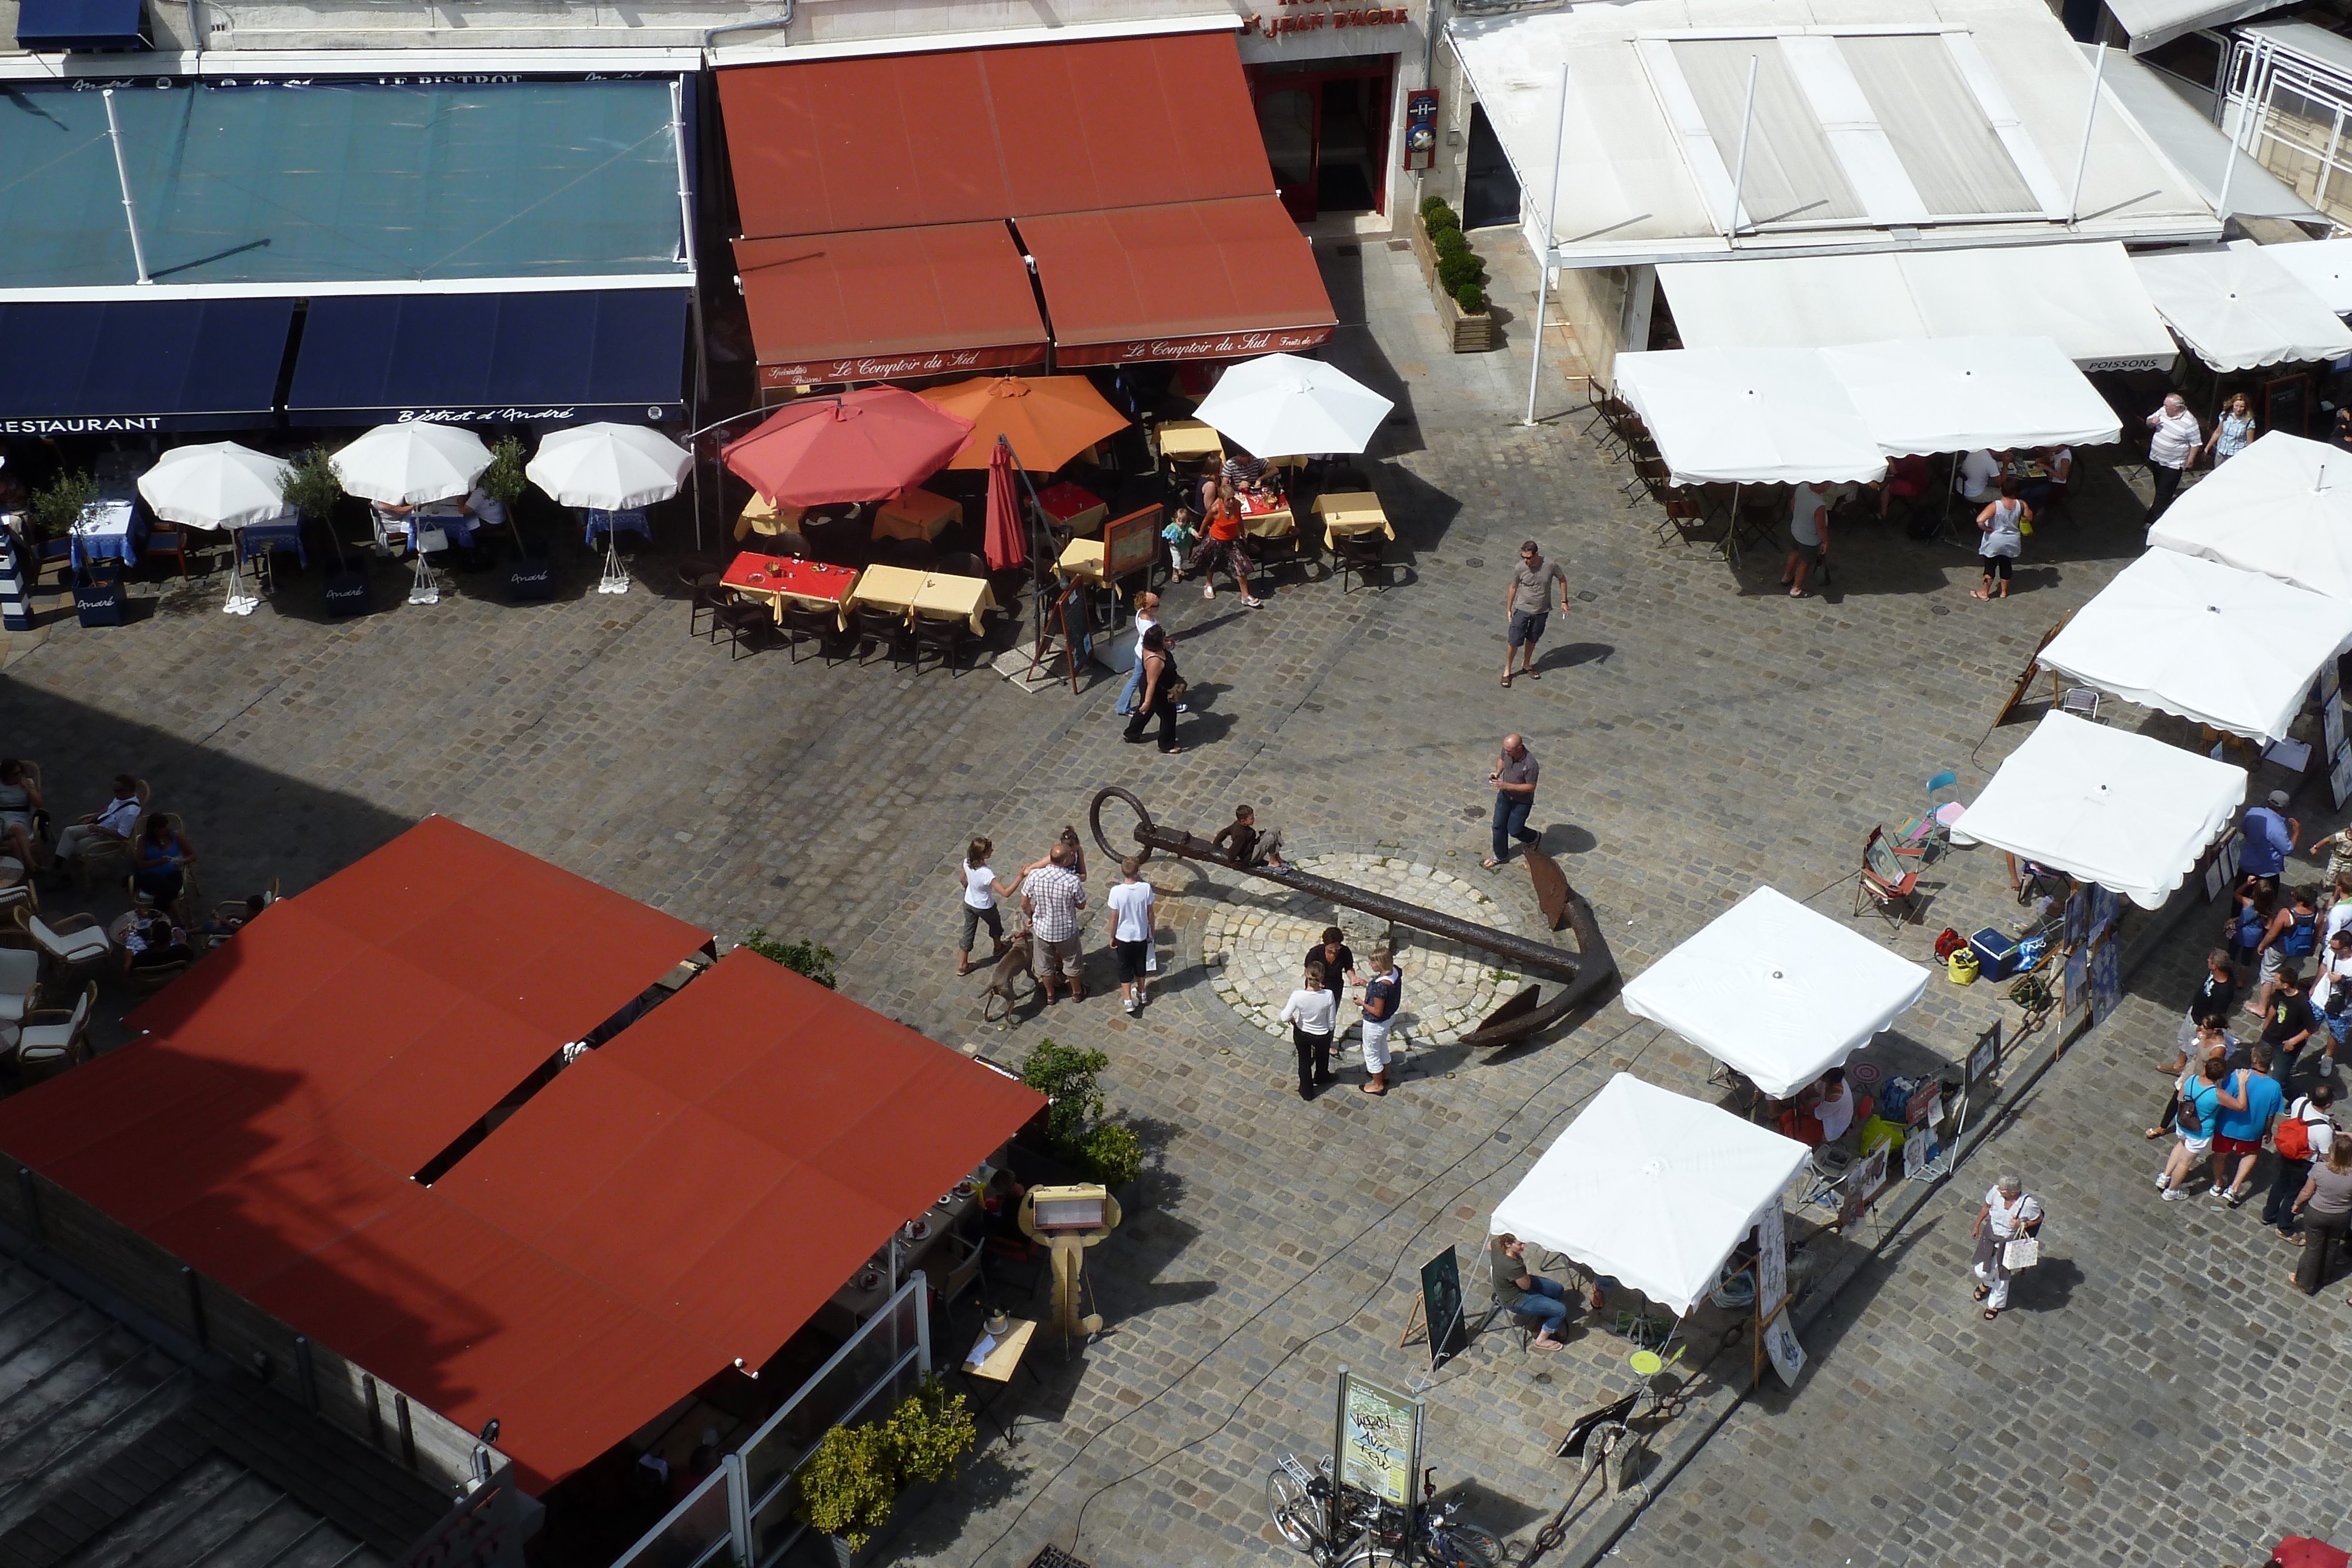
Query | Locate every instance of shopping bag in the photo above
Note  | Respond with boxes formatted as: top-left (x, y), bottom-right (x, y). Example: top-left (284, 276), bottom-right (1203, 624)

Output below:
top-left (2000, 1236), bottom-right (2040, 1271)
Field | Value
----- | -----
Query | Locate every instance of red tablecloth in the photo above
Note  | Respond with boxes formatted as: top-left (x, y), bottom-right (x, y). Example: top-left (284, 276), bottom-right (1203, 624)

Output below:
top-left (1034, 482), bottom-right (1104, 524)
top-left (1239, 489), bottom-right (1287, 517)
top-left (724, 553), bottom-right (857, 603)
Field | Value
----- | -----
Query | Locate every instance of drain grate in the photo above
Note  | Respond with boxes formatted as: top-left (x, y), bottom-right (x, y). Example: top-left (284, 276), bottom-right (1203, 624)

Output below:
top-left (1388, 239), bottom-right (1413, 251)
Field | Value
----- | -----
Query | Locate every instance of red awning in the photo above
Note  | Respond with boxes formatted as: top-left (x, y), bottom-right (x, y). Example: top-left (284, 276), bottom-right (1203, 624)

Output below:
top-left (0, 830), bottom-right (1043, 1495)
top-left (718, 31), bottom-right (1272, 240)
top-left (1022, 196), bottom-right (1338, 366)
top-left (735, 223), bottom-right (1047, 387)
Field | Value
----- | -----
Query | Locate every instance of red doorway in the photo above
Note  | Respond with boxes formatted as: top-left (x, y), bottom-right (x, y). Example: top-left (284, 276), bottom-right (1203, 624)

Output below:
top-left (1248, 59), bottom-right (1395, 223)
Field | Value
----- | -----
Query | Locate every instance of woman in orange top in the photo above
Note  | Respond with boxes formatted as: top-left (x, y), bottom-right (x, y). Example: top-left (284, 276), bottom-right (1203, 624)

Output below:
top-left (1187, 477), bottom-right (1264, 608)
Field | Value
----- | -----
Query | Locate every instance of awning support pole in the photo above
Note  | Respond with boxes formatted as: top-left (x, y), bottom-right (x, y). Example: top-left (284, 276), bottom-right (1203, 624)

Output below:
top-left (2216, 89), bottom-right (2249, 223)
top-left (1725, 54), bottom-right (1759, 240)
top-left (669, 79), bottom-right (697, 276)
top-left (1521, 61), bottom-right (1571, 427)
top-left (101, 91), bottom-right (151, 286)
top-left (2066, 44), bottom-right (2106, 226)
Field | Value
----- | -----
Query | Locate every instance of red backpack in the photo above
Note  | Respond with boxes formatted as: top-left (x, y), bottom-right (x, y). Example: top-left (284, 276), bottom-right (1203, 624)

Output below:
top-left (2277, 1100), bottom-right (2330, 1162)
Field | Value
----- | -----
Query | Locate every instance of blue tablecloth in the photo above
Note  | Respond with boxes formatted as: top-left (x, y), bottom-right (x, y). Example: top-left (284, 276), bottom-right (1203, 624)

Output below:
top-left (69, 498), bottom-right (148, 571)
top-left (239, 519), bottom-right (308, 569)
top-left (585, 507), bottom-right (652, 544)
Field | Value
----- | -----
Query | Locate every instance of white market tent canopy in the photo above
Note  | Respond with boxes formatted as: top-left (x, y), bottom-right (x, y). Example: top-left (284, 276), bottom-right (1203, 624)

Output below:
top-left (2040, 550), bottom-right (2352, 742)
top-left (1449, 0), bottom-right (2217, 269)
top-left (2147, 431), bottom-right (2352, 600)
top-left (2105, 0), bottom-right (2288, 54)
top-left (2260, 239), bottom-right (2352, 317)
top-left (1491, 1074), bottom-right (1808, 1317)
top-left (2133, 242), bottom-right (2352, 372)
top-left (1951, 710), bottom-right (2247, 909)
top-left (1815, 336), bottom-right (2123, 456)
top-left (1613, 348), bottom-right (1886, 486)
top-left (1656, 243), bottom-right (2178, 372)
top-left (1621, 887), bottom-right (1932, 1099)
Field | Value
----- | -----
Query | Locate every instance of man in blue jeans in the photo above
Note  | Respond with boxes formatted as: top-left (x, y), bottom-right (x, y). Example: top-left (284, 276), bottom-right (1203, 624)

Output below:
top-left (1490, 1232), bottom-right (1602, 1352)
top-left (1482, 734), bottom-right (1541, 871)
top-left (2240, 789), bottom-right (2300, 894)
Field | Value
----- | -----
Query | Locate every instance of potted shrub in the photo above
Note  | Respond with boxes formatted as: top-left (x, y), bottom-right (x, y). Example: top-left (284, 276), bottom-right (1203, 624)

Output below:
top-left (483, 434), bottom-right (551, 601)
top-left (26, 470), bottom-right (92, 597)
top-left (1014, 1039), bottom-right (1145, 1208)
top-left (1412, 199), bottom-right (1499, 353)
top-left (739, 928), bottom-right (838, 989)
top-left (799, 1376), bottom-right (977, 1568)
top-left (281, 446), bottom-right (370, 617)
top-left (31, 472), bottom-right (124, 625)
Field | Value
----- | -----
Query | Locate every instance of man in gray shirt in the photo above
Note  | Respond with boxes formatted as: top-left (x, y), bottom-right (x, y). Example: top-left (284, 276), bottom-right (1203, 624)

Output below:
top-left (1502, 540), bottom-right (1571, 687)
top-left (1484, 734), bottom-right (1541, 870)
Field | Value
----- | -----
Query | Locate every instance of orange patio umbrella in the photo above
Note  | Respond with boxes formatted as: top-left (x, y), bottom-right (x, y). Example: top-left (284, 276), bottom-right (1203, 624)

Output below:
top-left (923, 375), bottom-right (1130, 473)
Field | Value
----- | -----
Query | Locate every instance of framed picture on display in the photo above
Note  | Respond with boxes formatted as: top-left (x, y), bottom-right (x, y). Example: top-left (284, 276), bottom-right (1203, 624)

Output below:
top-left (1102, 504), bottom-right (1162, 583)
top-left (2327, 692), bottom-right (2345, 760)
top-left (2333, 741), bottom-right (2352, 811)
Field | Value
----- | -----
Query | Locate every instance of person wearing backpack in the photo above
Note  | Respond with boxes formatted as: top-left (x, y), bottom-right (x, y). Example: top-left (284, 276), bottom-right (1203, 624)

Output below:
top-left (2266, 1082), bottom-right (2337, 1241)
top-left (2211, 1041), bottom-right (2288, 1207)
top-left (2159, 1055), bottom-right (2230, 1199)
top-left (2314, 928), bottom-right (2352, 1078)
top-left (2148, 1015), bottom-right (2233, 1139)
top-left (2250, 885), bottom-right (2321, 1018)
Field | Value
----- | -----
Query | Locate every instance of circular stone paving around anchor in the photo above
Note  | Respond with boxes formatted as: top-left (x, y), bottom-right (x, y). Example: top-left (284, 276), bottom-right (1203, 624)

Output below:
top-left (1198, 852), bottom-right (1538, 1047)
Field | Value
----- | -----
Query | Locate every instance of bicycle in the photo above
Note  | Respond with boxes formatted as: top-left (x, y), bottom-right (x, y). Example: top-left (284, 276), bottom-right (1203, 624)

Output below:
top-left (1267, 1456), bottom-right (1501, 1568)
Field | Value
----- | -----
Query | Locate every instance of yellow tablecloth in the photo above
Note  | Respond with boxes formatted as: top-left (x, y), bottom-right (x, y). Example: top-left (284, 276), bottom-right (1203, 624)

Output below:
top-left (848, 565), bottom-right (999, 636)
top-left (1056, 537), bottom-right (1107, 582)
top-left (1240, 504), bottom-right (1295, 540)
top-left (1156, 420), bottom-right (1224, 462)
top-left (734, 493), bottom-right (806, 541)
top-left (1312, 490), bottom-right (1395, 541)
top-left (874, 488), bottom-right (963, 543)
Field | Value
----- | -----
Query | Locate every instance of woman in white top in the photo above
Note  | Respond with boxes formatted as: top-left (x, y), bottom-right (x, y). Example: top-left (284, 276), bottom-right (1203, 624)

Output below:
top-left (2146, 394), bottom-right (2201, 520)
top-left (1971, 476), bottom-right (2029, 601)
top-left (954, 837), bottom-right (1020, 975)
top-left (1105, 856), bottom-right (1157, 1015)
top-left (1969, 1174), bottom-right (2044, 1319)
top-left (2205, 392), bottom-right (2256, 466)
top-left (1279, 959), bottom-right (1340, 1099)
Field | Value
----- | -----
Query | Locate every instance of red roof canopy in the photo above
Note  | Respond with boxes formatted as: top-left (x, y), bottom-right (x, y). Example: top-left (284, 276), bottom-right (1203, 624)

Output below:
top-left (719, 32), bottom-right (1272, 239)
top-left (734, 223), bottom-right (1047, 387)
top-left (0, 823), bottom-right (1042, 1493)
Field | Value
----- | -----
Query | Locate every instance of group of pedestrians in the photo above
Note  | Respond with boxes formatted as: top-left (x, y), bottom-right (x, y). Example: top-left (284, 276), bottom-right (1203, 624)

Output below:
top-left (1278, 930), bottom-right (1405, 1099)
top-left (953, 828), bottom-right (1160, 1015)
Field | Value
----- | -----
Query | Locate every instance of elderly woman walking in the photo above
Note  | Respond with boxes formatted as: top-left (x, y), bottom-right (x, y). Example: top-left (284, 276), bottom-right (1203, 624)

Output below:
top-left (1969, 1174), bottom-right (2043, 1320)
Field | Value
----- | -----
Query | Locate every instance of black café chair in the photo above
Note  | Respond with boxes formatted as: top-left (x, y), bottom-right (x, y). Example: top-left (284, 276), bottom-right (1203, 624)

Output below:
top-left (851, 604), bottom-right (913, 668)
top-left (1335, 532), bottom-right (1387, 593)
top-left (936, 551), bottom-right (991, 580)
top-left (709, 589), bottom-right (771, 660)
top-left (873, 537), bottom-right (937, 570)
top-left (780, 601), bottom-right (843, 665)
top-left (911, 613), bottom-right (969, 676)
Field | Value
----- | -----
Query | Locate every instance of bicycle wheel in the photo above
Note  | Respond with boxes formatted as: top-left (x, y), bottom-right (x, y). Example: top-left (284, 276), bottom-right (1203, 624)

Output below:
top-left (1339, 1539), bottom-right (1407, 1568)
top-left (1424, 1522), bottom-right (1502, 1568)
top-left (1268, 1469), bottom-right (1322, 1553)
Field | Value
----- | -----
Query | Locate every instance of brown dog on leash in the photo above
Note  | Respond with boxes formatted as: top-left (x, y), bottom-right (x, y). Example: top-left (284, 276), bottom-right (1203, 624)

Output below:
top-left (980, 931), bottom-right (1037, 1029)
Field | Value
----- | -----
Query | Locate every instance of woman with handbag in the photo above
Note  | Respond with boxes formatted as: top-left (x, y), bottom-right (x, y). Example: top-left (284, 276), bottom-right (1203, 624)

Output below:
top-left (1120, 624), bottom-right (1185, 755)
top-left (1969, 1173), bottom-right (2043, 1319)
top-left (2288, 1136), bottom-right (2352, 1296)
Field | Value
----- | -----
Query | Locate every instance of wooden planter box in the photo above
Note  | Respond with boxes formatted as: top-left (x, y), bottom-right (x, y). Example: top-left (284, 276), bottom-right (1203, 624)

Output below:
top-left (1408, 214), bottom-right (1501, 355)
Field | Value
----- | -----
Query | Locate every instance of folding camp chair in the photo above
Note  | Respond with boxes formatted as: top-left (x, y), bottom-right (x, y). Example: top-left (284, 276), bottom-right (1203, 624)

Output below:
top-left (1855, 825), bottom-right (1922, 929)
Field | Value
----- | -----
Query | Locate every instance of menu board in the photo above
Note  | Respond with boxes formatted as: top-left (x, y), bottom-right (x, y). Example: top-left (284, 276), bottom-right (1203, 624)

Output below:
top-left (1756, 1204), bottom-right (1788, 1320)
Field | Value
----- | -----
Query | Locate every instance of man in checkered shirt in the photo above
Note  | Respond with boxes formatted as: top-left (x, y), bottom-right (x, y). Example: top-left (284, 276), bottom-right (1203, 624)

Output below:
top-left (1023, 844), bottom-right (1090, 1004)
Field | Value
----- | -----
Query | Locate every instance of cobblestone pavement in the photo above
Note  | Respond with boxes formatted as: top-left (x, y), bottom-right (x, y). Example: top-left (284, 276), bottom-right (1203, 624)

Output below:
top-left (1, 235), bottom-right (2329, 1568)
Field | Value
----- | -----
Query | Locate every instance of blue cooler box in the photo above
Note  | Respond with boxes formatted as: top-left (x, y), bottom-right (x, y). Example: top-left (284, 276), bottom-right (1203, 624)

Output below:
top-left (1969, 927), bottom-right (2022, 981)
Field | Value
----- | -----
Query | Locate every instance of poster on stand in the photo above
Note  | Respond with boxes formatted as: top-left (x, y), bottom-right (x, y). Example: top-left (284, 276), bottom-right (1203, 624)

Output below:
top-left (1756, 1204), bottom-right (1788, 1320)
top-left (2327, 691), bottom-right (2346, 760)
top-left (2089, 935), bottom-right (2124, 1022)
top-left (2333, 741), bottom-right (2352, 812)
top-left (1763, 1314), bottom-right (1805, 1387)
top-left (1335, 1372), bottom-right (1422, 1509)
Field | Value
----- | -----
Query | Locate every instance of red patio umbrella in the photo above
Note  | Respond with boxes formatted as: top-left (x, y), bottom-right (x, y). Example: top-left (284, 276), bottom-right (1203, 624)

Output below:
top-left (720, 387), bottom-right (975, 508)
top-left (984, 436), bottom-right (1027, 574)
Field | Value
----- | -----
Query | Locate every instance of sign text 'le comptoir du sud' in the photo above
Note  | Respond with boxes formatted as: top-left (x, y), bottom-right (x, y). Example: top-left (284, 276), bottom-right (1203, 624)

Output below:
top-left (1254, 0), bottom-right (1411, 33)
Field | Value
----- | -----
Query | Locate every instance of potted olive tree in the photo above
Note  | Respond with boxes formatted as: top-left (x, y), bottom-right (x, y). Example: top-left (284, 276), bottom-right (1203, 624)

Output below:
top-left (482, 435), bottom-right (550, 601)
top-left (797, 1376), bottom-right (977, 1567)
top-left (1013, 1039), bottom-right (1145, 1211)
top-left (28, 471), bottom-right (117, 626)
top-left (280, 445), bottom-right (370, 616)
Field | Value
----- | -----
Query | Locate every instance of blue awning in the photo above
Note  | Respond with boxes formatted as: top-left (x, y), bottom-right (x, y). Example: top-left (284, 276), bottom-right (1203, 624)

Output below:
top-left (15, 0), bottom-right (146, 50)
top-left (286, 290), bottom-right (689, 427)
top-left (0, 298), bottom-right (292, 436)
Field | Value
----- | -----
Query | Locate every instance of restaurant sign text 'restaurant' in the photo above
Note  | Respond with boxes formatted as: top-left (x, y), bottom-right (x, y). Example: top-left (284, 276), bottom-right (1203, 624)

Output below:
top-left (759, 343), bottom-right (1047, 387)
top-left (1055, 326), bottom-right (1337, 367)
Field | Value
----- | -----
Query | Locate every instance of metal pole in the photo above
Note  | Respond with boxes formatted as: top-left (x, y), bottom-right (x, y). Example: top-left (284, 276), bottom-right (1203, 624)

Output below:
top-left (2066, 44), bottom-right (2107, 225)
top-left (101, 91), bottom-right (151, 286)
top-left (669, 78), bottom-right (697, 275)
top-left (1725, 54), bottom-right (1759, 240)
top-left (2216, 108), bottom-right (2242, 222)
top-left (1522, 62), bottom-right (1571, 427)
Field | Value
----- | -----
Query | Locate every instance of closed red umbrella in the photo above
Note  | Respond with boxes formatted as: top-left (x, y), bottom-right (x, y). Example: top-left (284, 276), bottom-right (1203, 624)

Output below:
top-left (984, 436), bottom-right (1027, 574)
top-left (721, 387), bottom-right (975, 507)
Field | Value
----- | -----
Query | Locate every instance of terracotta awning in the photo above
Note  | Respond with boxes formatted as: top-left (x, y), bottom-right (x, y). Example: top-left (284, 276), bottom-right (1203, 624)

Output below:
top-left (1023, 196), bottom-right (1338, 366)
top-left (717, 31), bottom-right (1271, 239)
top-left (735, 222), bottom-right (1047, 387)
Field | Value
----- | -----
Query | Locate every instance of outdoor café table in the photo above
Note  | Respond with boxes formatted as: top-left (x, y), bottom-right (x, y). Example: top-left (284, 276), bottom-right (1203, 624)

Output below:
top-left (237, 507), bottom-right (306, 570)
top-left (1312, 490), bottom-right (1395, 545)
top-left (1035, 481), bottom-right (1107, 538)
top-left (850, 565), bottom-right (999, 636)
top-left (963, 1318), bottom-right (1037, 1383)
top-left (873, 487), bottom-right (962, 543)
top-left (69, 496), bottom-right (145, 571)
top-left (1238, 489), bottom-right (1295, 540)
top-left (734, 492), bottom-right (806, 542)
top-left (721, 552), bottom-right (859, 630)
top-left (1055, 536), bottom-right (1107, 584)
top-left (1155, 419), bottom-right (1225, 464)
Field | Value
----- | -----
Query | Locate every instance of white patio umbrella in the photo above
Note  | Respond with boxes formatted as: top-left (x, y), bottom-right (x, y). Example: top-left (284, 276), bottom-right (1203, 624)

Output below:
top-left (525, 423), bottom-right (692, 510)
top-left (136, 443), bottom-right (295, 530)
top-left (330, 424), bottom-right (493, 506)
top-left (1192, 353), bottom-right (1394, 457)
top-left (2147, 430), bottom-right (2352, 599)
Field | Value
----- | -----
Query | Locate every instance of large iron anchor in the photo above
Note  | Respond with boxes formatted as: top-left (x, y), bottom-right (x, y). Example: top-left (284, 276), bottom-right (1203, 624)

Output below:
top-left (1087, 787), bottom-right (1616, 1048)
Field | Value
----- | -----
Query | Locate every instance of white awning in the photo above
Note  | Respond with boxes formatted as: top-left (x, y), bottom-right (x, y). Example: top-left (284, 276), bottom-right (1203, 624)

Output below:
top-left (2039, 550), bottom-right (2352, 742)
top-left (1449, 0), bottom-right (2220, 269)
top-left (1613, 347), bottom-right (1887, 486)
top-left (2096, 49), bottom-right (2324, 222)
top-left (1815, 336), bottom-right (2123, 456)
top-left (1657, 243), bottom-right (2179, 373)
top-left (1621, 887), bottom-right (1932, 1099)
top-left (2260, 240), bottom-right (2352, 316)
top-left (2106, 0), bottom-right (2293, 54)
top-left (2133, 242), bottom-right (2352, 372)
top-left (1490, 1074), bottom-right (1809, 1318)
top-left (2147, 430), bottom-right (2352, 600)
top-left (1950, 710), bottom-right (2247, 909)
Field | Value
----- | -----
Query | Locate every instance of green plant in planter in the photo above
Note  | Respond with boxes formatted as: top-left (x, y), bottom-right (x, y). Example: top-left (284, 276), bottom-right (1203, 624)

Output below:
top-left (481, 434), bottom-right (532, 554)
top-left (278, 446), bottom-right (344, 523)
top-left (741, 928), bottom-right (838, 989)
top-left (1432, 228), bottom-right (1470, 260)
top-left (1437, 252), bottom-right (1486, 294)
top-left (1018, 1039), bottom-right (1144, 1187)
top-left (1077, 1122), bottom-right (1143, 1188)
top-left (884, 1376), bottom-right (977, 1486)
top-left (1455, 283), bottom-right (1488, 315)
top-left (797, 1421), bottom-right (897, 1549)
top-left (26, 470), bottom-right (95, 543)
top-left (1421, 195), bottom-right (1459, 228)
